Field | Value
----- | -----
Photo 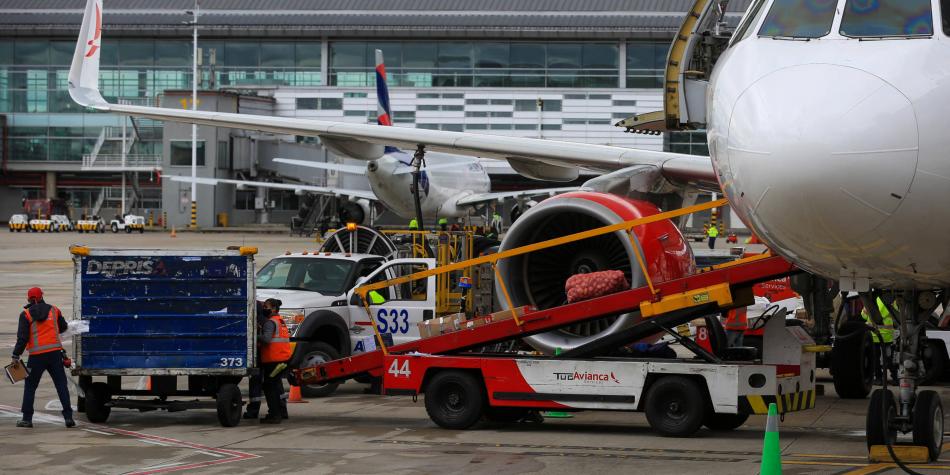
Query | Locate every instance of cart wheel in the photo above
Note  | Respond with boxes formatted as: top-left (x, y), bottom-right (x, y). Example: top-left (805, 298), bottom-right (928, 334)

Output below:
top-left (703, 411), bottom-right (749, 431)
top-left (85, 382), bottom-right (112, 423)
top-left (216, 383), bottom-right (242, 427)
top-left (912, 390), bottom-right (944, 461)
top-left (138, 227), bottom-right (144, 234)
top-left (424, 370), bottom-right (485, 430)
top-left (832, 321), bottom-right (874, 399)
top-left (111, 223), bottom-right (118, 233)
top-left (299, 342), bottom-right (341, 398)
top-left (125, 226), bottom-right (132, 234)
top-left (644, 376), bottom-right (706, 437)
top-left (866, 388), bottom-right (897, 449)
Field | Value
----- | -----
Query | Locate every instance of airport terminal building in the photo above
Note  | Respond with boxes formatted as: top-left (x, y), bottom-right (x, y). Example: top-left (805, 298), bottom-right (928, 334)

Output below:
top-left (0, 0), bottom-right (750, 227)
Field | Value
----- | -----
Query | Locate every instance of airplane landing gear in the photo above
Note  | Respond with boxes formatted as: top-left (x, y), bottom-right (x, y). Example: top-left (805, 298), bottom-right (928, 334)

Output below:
top-left (863, 290), bottom-right (944, 462)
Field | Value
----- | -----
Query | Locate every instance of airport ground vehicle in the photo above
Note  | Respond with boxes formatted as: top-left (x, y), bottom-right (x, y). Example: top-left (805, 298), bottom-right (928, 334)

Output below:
top-left (69, 246), bottom-right (259, 427)
top-left (110, 214), bottom-right (145, 233)
top-left (29, 217), bottom-right (53, 232)
top-left (8, 214), bottom-right (28, 232)
top-left (50, 215), bottom-right (73, 232)
top-left (295, 202), bottom-right (819, 437)
top-left (76, 216), bottom-right (106, 233)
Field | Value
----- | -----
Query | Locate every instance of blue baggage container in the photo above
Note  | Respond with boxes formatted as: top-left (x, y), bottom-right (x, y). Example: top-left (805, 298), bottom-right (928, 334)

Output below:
top-left (69, 246), bottom-right (259, 427)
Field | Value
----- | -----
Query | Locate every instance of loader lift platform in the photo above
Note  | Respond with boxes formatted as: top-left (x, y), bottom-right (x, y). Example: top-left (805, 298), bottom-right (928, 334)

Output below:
top-left (295, 198), bottom-right (802, 380)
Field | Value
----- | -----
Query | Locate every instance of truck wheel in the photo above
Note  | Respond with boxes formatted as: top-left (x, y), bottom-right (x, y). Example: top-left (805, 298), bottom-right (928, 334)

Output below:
top-left (125, 226), bottom-right (132, 234)
top-left (832, 321), bottom-right (873, 399)
top-left (912, 390), bottom-right (944, 461)
top-left (644, 376), bottom-right (706, 437)
top-left (111, 223), bottom-right (118, 233)
top-left (866, 388), bottom-right (897, 449)
top-left (85, 382), bottom-right (112, 423)
top-left (920, 340), bottom-right (946, 385)
top-left (425, 370), bottom-right (485, 430)
top-left (703, 411), bottom-right (749, 431)
top-left (216, 383), bottom-right (242, 427)
top-left (299, 342), bottom-right (341, 398)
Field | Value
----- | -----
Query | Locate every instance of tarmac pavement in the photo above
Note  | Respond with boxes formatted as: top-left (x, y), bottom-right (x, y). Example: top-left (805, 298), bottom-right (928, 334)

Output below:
top-left (0, 231), bottom-right (947, 474)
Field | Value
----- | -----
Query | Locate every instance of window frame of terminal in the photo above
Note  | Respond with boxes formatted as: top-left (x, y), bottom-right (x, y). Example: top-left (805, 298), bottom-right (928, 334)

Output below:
top-left (757, 0), bottom-right (839, 40)
top-left (839, 0), bottom-right (934, 39)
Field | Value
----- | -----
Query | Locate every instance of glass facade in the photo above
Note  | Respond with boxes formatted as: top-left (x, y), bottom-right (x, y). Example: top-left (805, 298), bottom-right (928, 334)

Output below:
top-left (0, 38), bottom-right (322, 163)
top-left (626, 41), bottom-right (669, 88)
top-left (330, 41), bottom-right (627, 88)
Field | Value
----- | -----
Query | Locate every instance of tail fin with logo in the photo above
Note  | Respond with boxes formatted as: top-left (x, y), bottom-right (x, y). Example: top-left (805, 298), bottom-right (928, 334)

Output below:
top-left (375, 49), bottom-right (401, 155)
top-left (68, 0), bottom-right (108, 109)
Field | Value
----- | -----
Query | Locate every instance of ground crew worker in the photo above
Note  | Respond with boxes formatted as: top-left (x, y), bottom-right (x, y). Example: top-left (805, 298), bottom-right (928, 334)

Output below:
top-left (244, 301), bottom-right (288, 420)
top-left (490, 211), bottom-right (503, 237)
top-left (723, 307), bottom-right (748, 347)
top-left (438, 217), bottom-right (448, 231)
top-left (861, 296), bottom-right (898, 383)
top-left (706, 223), bottom-right (719, 249)
top-left (408, 219), bottom-right (419, 230)
top-left (12, 287), bottom-right (74, 428)
top-left (258, 298), bottom-right (292, 423)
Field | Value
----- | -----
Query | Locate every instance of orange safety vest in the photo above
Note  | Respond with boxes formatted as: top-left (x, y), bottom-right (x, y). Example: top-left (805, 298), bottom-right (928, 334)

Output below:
top-left (723, 307), bottom-right (748, 332)
top-left (24, 307), bottom-right (63, 355)
top-left (260, 315), bottom-right (292, 364)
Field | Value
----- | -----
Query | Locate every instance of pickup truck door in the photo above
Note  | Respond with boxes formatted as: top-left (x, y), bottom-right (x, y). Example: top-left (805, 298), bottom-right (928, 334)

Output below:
top-left (347, 258), bottom-right (436, 351)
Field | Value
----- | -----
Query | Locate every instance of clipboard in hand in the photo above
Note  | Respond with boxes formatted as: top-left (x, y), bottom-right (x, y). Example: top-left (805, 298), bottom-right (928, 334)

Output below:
top-left (5, 360), bottom-right (28, 384)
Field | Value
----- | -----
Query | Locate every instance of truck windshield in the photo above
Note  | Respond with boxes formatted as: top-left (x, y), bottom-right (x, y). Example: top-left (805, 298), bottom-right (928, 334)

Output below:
top-left (840, 0), bottom-right (933, 38)
top-left (758, 0), bottom-right (837, 39)
top-left (257, 258), bottom-right (355, 295)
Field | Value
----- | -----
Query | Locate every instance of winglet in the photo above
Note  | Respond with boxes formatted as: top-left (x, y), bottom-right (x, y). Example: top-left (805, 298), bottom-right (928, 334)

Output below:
top-left (68, 0), bottom-right (108, 109)
top-left (375, 49), bottom-right (392, 127)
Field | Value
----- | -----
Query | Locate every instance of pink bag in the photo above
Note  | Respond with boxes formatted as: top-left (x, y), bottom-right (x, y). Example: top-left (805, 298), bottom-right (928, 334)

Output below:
top-left (565, 270), bottom-right (629, 303)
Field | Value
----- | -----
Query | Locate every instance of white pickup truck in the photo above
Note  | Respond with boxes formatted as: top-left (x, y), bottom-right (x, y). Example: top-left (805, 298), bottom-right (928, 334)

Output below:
top-left (256, 251), bottom-right (436, 397)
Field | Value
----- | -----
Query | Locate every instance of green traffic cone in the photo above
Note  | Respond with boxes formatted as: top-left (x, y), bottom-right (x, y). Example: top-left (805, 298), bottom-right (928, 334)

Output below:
top-left (543, 347), bottom-right (573, 418)
top-left (760, 402), bottom-right (782, 475)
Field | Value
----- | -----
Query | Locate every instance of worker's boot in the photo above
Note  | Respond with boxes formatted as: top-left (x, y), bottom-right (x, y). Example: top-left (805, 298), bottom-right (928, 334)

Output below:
top-left (259, 414), bottom-right (281, 424)
top-left (16, 420), bottom-right (32, 428)
top-left (243, 402), bottom-right (260, 420)
top-left (65, 418), bottom-right (76, 428)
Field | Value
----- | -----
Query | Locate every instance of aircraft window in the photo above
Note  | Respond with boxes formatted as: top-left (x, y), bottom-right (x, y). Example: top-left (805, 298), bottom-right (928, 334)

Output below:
top-left (758, 0), bottom-right (837, 39)
top-left (731, 0), bottom-right (768, 45)
top-left (840, 0), bottom-right (933, 38)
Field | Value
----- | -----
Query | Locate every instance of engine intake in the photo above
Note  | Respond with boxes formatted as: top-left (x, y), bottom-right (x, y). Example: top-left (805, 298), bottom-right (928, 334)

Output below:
top-left (496, 191), bottom-right (694, 354)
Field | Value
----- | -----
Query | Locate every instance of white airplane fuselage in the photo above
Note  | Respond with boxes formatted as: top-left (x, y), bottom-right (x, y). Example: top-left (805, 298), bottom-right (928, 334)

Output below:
top-left (709, 4), bottom-right (950, 289)
top-left (366, 151), bottom-right (492, 220)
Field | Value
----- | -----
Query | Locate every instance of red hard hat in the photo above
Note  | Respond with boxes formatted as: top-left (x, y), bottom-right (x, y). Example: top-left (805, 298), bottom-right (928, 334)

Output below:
top-left (27, 287), bottom-right (43, 301)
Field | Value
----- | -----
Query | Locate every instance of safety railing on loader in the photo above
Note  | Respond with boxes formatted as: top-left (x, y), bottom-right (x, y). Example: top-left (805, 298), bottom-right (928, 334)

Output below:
top-left (354, 198), bottom-right (734, 355)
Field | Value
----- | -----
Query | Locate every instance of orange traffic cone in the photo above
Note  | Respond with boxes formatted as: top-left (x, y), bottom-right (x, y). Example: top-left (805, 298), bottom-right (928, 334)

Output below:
top-left (169, 226), bottom-right (177, 238)
top-left (288, 385), bottom-right (308, 403)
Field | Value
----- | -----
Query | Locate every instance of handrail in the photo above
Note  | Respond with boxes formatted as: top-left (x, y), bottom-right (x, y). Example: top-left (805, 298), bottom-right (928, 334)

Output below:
top-left (354, 198), bottom-right (728, 353)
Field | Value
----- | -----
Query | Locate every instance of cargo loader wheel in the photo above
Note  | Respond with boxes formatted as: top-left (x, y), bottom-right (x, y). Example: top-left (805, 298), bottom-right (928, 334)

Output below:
top-left (832, 321), bottom-right (874, 399)
top-left (425, 370), bottom-right (485, 430)
top-left (85, 382), bottom-right (112, 423)
top-left (299, 342), bottom-right (341, 398)
top-left (216, 383), bottom-right (242, 427)
top-left (703, 411), bottom-right (749, 431)
top-left (866, 388), bottom-right (897, 449)
top-left (644, 376), bottom-right (706, 437)
top-left (912, 390), bottom-right (944, 461)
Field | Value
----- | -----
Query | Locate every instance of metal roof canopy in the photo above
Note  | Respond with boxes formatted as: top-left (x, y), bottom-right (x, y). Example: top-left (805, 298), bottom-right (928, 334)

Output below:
top-left (0, 0), bottom-right (753, 39)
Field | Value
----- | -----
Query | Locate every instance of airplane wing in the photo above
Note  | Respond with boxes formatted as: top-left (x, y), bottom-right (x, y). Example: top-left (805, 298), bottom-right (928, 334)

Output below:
top-left (455, 187), bottom-right (580, 208)
top-left (69, 0), bottom-right (718, 190)
top-left (169, 176), bottom-right (378, 202)
top-left (272, 158), bottom-right (367, 175)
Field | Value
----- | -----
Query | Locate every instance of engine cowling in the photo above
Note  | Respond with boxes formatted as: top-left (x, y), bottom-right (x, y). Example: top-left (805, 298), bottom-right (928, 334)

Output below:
top-left (495, 191), bottom-right (694, 354)
top-left (339, 198), bottom-right (371, 225)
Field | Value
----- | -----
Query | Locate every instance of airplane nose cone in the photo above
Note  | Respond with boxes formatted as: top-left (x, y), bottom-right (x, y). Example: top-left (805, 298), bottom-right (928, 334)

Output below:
top-left (725, 64), bottom-right (918, 261)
